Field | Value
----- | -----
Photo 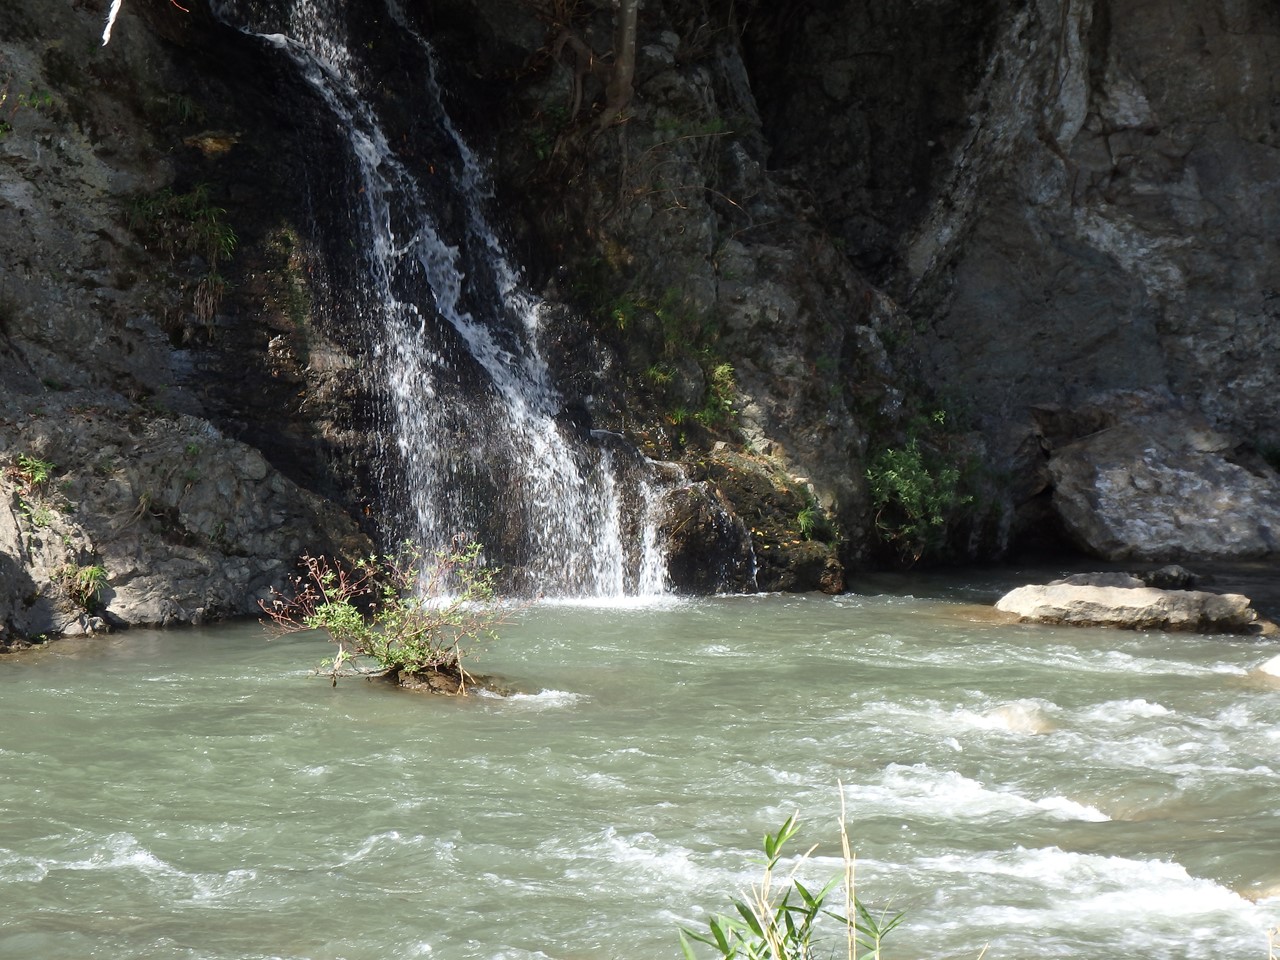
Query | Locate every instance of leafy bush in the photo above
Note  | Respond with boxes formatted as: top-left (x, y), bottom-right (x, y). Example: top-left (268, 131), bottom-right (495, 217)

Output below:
top-left (681, 812), bottom-right (903, 960)
top-left (696, 362), bottom-right (737, 427)
top-left (866, 412), bottom-right (974, 564)
top-left (261, 541), bottom-right (513, 689)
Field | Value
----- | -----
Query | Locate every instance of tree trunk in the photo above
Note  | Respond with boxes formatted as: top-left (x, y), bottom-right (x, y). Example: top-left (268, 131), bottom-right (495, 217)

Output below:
top-left (599, 0), bottom-right (639, 128)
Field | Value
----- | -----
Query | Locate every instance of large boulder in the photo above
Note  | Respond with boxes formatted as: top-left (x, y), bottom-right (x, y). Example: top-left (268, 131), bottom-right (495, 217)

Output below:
top-left (996, 576), bottom-right (1261, 633)
top-left (1042, 391), bottom-right (1280, 562)
top-left (0, 401), bottom-right (371, 638)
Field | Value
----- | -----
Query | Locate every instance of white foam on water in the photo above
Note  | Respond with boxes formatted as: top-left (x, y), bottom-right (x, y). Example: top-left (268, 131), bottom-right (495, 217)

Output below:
top-left (563, 827), bottom-right (727, 896)
top-left (190, 867), bottom-right (258, 903)
top-left (979, 642), bottom-right (1236, 682)
top-left (1212, 662), bottom-right (1251, 676)
top-left (0, 851), bottom-right (50, 884)
top-left (846, 696), bottom-right (1069, 747)
top-left (1034, 795), bottom-right (1110, 822)
top-left (907, 846), bottom-right (1271, 956)
top-left (848, 764), bottom-right (1110, 823)
top-left (1211, 702), bottom-right (1256, 728)
top-left (534, 594), bottom-right (690, 612)
top-left (18, 831), bottom-right (263, 905)
top-left (1081, 734), bottom-right (1182, 769)
top-left (500, 689), bottom-right (588, 709)
top-left (63, 831), bottom-right (178, 876)
top-left (337, 830), bottom-right (414, 867)
top-left (1092, 648), bottom-right (1244, 679)
top-left (579, 771), bottom-right (627, 791)
top-left (1078, 697), bottom-right (1171, 722)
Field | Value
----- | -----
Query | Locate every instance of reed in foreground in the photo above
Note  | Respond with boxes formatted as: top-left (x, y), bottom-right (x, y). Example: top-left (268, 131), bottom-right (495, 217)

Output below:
top-left (680, 800), bottom-right (902, 960)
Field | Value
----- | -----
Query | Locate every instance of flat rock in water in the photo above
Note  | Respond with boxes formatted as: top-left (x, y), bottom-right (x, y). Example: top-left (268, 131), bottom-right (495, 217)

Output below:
top-left (995, 583), bottom-right (1260, 633)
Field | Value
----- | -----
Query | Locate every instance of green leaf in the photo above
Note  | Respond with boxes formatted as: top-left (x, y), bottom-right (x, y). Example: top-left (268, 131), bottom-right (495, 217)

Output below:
top-left (733, 901), bottom-right (764, 939)
top-left (709, 915), bottom-right (734, 954)
top-left (793, 879), bottom-right (818, 909)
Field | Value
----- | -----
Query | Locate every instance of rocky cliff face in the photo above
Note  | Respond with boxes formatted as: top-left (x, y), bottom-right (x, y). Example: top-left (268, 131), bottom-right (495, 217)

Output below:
top-left (0, 0), bottom-right (374, 644)
top-left (738, 0), bottom-right (1280, 549)
top-left (1, 0), bottom-right (1277, 641)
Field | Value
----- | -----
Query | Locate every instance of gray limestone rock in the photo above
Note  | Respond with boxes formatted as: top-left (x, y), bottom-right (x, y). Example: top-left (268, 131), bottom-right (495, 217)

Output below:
top-left (0, 405), bottom-right (370, 638)
top-left (996, 582), bottom-right (1259, 633)
top-left (1045, 392), bottom-right (1280, 561)
top-left (742, 0), bottom-right (1280, 554)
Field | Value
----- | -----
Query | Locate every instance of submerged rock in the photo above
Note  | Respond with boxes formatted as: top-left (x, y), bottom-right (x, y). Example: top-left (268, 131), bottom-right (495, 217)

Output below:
top-left (995, 577), bottom-right (1262, 634)
top-left (1256, 654), bottom-right (1280, 678)
top-left (386, 668), bottom-right (512, 697)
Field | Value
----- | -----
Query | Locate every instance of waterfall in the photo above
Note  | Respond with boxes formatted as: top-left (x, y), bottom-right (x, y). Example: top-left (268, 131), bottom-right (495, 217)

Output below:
top-left (212, 0), bottom-right (669, 596)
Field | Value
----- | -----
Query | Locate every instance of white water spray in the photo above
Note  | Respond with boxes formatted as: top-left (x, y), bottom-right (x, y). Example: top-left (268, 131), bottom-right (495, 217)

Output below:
top-left (212, 0), bottom-right (670, 596)
top-left (102, 0), bottom-right (124, 45)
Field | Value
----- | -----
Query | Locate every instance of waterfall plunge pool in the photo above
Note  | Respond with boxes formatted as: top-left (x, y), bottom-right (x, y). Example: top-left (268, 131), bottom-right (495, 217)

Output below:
top-left (3, 584), bottom-right (1279, 959)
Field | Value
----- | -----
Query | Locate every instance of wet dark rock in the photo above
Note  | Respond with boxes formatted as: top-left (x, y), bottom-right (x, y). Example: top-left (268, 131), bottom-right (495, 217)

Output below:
top-left (661, 483), bottom-right (755, 594)
top-left (1136, 565), bottom-right (1200, 591)
top-left (699, 451), bottom-right (844, 594)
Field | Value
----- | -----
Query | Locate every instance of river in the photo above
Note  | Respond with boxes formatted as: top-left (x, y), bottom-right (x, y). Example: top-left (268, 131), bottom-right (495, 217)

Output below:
top-left (2, 573), bottom-right (1278, 959)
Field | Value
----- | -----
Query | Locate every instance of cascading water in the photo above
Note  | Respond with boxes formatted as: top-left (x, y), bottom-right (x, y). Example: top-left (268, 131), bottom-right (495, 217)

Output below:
top-left (211, 0), bottom-right (669, 596)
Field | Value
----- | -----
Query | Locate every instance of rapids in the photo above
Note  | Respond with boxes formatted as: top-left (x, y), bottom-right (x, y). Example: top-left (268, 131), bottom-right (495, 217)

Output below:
top-left (2, 580), bottom-right (1278, 958)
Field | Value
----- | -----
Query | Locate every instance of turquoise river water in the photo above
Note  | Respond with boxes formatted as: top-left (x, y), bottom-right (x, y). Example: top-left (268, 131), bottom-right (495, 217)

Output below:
top-left (3, 577), bottom-right (1279, 959)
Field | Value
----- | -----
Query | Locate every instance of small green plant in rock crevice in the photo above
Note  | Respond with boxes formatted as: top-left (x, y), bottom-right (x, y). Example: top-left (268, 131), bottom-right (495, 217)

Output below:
top-left (59, 563), bottom-right (108, 612)
top-left (260, 540), bottom-right (517, 692)
top-left (127, 183), bottom-right (237, 327)
top-left (797, 502), bottom-right (818, 541)
top-left (7, 454), bottom-right (59, 529)
top-left (127, 183), bottom-right (237, 267)
top-left (696, 362), bottom-right (737, 427)
top-left (0, 75), bottom-right (57, 140)
top-left (13, 453), bottom-right (54, 493)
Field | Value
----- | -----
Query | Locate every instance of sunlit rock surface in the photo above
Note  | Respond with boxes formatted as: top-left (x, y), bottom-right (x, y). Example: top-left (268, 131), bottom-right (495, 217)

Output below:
top-left (1041, 392), bottom-right (1280, 561)
top-left (996, 577), bottom-right (1260, 633)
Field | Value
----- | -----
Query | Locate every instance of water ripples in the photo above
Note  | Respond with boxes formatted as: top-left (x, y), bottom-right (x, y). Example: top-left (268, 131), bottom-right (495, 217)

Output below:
top-left (3, 600), bottom-right (1278, 959)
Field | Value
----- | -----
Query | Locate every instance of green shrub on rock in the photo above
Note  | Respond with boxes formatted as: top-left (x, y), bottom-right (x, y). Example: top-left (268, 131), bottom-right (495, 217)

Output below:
top-left (866, 411), bottom-right (975, 565)
top-left (59, 563), bottom-right (107, 612)
top-left (261, 540), bottom-right (514, 692)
